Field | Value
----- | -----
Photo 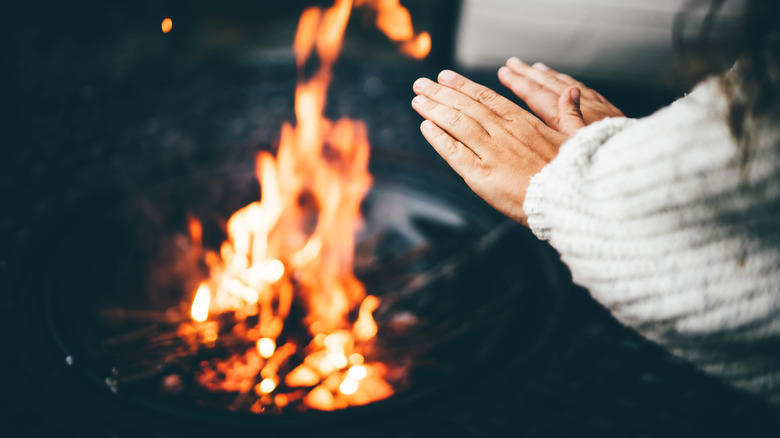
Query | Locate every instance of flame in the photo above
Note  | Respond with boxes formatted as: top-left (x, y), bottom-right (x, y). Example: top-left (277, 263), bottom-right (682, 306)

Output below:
top-left (181, 0), bottom-right (430, 412)
top-left (161, 18), bottom-right (172, 34)
top-left (294, 8), bottom-right (321, 67)
top-left (401, 31), bottom-right (431, 59)
top-left (356, 0), bottom-right (431, 58)
top-left (354, 295), bottom-right (379, 341)
top-left (190, 283), bottom-right (210, 322)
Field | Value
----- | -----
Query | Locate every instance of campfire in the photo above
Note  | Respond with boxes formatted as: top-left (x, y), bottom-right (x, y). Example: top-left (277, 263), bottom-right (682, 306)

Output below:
top-left (28, 0), bottom-right (530, 420)
top-left (169, 0), bottom-right (430, 413)
top-left (2, 1), bottom-right (575, 435)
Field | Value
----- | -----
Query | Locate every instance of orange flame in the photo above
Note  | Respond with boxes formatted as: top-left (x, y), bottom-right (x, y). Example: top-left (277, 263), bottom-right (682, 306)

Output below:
top-left (354, 295), bottom-right (380, 341)
top-left (190, 283), bottom-right (210, 322)
top-left (356, 0), bottom-right (431, 58)
top-left (182, 0), bottom-right (431, 412)
top-left (401, 31), bottom-right (431, 59)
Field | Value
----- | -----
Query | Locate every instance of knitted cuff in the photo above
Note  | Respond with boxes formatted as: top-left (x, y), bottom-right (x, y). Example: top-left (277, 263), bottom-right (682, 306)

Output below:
top-left (523, 117), bottom-right (636, 241)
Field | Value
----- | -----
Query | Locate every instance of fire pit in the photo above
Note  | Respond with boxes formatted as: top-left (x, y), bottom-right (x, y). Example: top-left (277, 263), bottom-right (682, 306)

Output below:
top-left (0, 2), bottom-right (580, 436)
top-left (9, 146), bottom-right (564, 434)
top-left (3, 1), bottom-right (566, 433)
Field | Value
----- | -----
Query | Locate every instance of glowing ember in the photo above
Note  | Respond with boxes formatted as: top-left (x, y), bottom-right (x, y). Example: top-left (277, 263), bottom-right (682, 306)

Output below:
top-left (339, 378), bottom-right (359, 395)
top-left (161, 18), bottom-right (173, 34)
top-left (257, 337), bottom-right (276, 358)
top-left (257, 378), bottom-right (277, 395)
top-left (178, 0), bottom-right (429, 413)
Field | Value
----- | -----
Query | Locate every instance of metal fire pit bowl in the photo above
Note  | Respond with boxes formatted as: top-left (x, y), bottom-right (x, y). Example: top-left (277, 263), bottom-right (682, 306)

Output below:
top-left (6, 148), bottom-right (567, 437)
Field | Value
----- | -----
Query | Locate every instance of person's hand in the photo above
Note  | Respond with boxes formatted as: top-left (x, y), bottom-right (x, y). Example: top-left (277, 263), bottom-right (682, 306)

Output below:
top-left (411, 70), bottom-right (585, 225)
top-left (498, 57), bottom-right (624, 132)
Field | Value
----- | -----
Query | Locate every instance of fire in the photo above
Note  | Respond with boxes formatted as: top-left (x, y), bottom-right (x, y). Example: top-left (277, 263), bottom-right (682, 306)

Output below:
top-left (356, 0), bottom-right (431, 58)
top-left (257, 337), bottom-right (276, 358)
top-left (401, 32), bottom-right (431, 60)
top-left (190, 283), bottom-right (210, 322)
top-left (179, 0), bottom-right (429, 412)
top-left (257, 378), bottom-right (277, 395)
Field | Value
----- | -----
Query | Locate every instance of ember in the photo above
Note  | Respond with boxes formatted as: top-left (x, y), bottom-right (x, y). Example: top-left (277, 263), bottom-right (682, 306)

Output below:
top-left (174, 0), bottom-right (429, 413)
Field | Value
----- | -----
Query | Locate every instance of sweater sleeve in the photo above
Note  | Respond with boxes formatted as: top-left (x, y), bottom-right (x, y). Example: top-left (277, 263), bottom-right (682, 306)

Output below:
top-left (523, 78), bottom-right (780, 406)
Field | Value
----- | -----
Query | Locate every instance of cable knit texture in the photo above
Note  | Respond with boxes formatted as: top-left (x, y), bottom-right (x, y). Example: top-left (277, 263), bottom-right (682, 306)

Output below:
top-left (524, 77), bottom-right (780, 405)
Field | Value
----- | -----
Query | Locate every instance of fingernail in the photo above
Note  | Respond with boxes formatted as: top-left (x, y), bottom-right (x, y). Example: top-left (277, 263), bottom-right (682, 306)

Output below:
top-left (414, 78), bottom-right (431, 91)
top-left (421, 120), bottom-right (435, 131)
top-left (507, 57), bottom-right (523, 66)
top-left (533, 62), bottom-right (549, 71)
top-left (412, 95), bottom-right (428, 106)
top-left (498, 66), bottom-right (511, 78)
top-left (439, 70), bottom-right (455, 82)
top-left (570, 87), bottom-right (581, 105)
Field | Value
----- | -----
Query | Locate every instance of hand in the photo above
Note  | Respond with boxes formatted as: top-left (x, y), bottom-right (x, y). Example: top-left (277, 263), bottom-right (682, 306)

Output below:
top-left (498, 57), bottom-right (624, 132)
top-left (411, 70), bottom-right (585, 225)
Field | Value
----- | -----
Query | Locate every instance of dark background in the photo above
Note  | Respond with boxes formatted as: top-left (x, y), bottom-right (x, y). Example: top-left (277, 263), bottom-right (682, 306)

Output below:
top-left (2, 1), bottom-right (778, 436)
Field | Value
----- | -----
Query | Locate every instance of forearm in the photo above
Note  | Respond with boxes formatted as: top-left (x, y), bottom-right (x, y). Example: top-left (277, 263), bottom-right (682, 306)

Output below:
top-left (524, 81), bottom-right (780, 405)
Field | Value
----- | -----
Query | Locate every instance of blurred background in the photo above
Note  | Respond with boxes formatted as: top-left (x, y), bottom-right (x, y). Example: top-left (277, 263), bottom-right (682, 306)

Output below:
top-left (2, 0), bottom-right (778, 436)
top-left (457, 0), bottom-right (744, 84)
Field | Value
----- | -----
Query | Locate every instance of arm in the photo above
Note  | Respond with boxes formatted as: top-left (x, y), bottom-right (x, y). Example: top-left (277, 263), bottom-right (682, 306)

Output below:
top-left (412, 64), bottom-right (780, 406)
top-left (523, 78), bottom-right (780, 406)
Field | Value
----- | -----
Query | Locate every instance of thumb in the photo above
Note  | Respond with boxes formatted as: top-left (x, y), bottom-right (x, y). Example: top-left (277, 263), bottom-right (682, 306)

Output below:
top-left (557, 86), bottom-right (586, 136)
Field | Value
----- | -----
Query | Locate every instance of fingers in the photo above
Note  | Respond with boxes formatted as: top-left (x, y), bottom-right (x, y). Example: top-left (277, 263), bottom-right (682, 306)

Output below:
top-left (507, 58), bottom-right (614, 110)
top-left (413, 77), bottom-right (502, 131)
top-left (501, 57), bottom-right (625, 126)
top-left (532, 62), bottom-right (581, 89)
top-left (506, 57), bottom-right (571, 94)
top-left (411, 94), bottom-right (490, 145)
top-left (557, 87), bottom-right (586, 136)
top-left (435, 69), bottom-right (526, 121)
top-left (498, 65), bottom-right (560, 129)
top-left (419, 119), bottom-right (482, 177)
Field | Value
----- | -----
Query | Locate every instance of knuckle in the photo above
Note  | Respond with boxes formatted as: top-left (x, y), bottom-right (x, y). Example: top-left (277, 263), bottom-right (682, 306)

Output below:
top-left (477, 88), bottom-right (497, 105)
top-left (478, 162), bottom-right (491, 179)
top-left (431, 127), bottom-right (448, 143)
top-left (447, 138), bottom-right (463, 157)
top-left (447, 110), bottom-right (465, 126)
top-left (436, 130), bottom-right (453, 144)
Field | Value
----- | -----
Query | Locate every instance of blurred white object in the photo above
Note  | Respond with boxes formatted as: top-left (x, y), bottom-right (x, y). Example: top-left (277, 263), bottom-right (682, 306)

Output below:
top-left (455, 0), bottom-right (744, 83)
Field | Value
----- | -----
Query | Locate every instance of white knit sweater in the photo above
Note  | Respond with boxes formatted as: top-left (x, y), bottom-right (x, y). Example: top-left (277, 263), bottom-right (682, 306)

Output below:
top-left (524, 77), bottom-right (780, 405)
